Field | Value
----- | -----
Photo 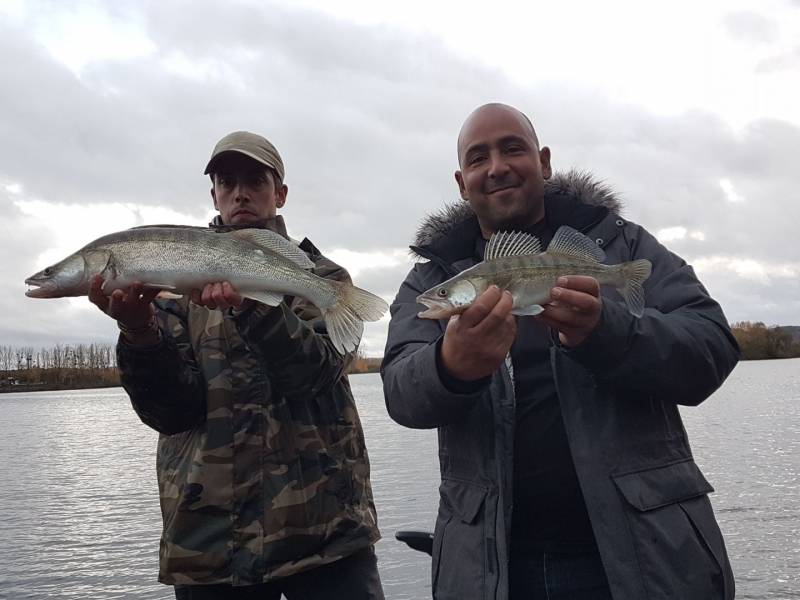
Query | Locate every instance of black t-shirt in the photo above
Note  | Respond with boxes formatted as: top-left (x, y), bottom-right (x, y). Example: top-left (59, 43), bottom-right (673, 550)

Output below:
top-left (477, 221), bottom-right (598, 555)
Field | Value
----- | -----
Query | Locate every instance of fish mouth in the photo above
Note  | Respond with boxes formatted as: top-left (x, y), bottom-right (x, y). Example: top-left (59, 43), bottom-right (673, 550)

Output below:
top-left (24, 279), bottom-right (53, 298)
top-left (416, 294), bottom-right (458, 319)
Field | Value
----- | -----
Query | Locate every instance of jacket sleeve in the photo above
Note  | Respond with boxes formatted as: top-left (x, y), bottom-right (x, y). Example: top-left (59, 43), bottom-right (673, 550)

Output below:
top-left (381, 262), bottom-right (488, 429)
top-left (117, 299), bottom-right (207, 435)
top-left (232, 256), bottom-right (353, 401)
top-left (563, 225), bottom-right (740, 405)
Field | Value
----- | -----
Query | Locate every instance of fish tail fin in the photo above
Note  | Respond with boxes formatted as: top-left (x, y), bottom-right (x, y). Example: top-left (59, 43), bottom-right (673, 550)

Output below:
top-left (323, 281), bottom-right (389, 354)
top-left (617, 259), bottom-right (652, 317)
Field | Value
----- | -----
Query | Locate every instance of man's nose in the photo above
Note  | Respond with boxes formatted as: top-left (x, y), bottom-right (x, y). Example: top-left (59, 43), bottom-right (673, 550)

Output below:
top-left (487, 152), bottom-right (510, 178)
top-left (233, 182), bottom-right (251, 201)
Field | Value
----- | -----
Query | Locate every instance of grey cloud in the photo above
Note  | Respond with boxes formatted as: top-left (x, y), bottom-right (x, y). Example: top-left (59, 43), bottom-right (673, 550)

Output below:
top-left (696, 268), bottom-right (800, 328)
top-left (1, 1), bottom-right (798, 352)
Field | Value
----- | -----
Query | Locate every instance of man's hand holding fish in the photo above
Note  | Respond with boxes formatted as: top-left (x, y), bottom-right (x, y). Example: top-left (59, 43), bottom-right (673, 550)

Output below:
top-left (440, 285), bottom-right (516, 381)
top-left (538, 275), bottom-right (603, 347)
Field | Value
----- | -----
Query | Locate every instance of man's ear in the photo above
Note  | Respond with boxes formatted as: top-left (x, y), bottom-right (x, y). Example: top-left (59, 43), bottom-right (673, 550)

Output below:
top-left (276, 184), bottom-right (288, 209)
top-left (455, 171), bottom-right (468, 201)
top-left (211, 186), bottom-right (218, 211)
top-left (539, 146), bottom-right (552, 180)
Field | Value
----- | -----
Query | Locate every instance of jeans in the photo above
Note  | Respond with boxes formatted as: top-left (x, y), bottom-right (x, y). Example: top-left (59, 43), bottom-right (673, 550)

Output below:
top-left (509, 550), bottom-right (613, 600)
top-left (174, 546), bottom-right (384, 600)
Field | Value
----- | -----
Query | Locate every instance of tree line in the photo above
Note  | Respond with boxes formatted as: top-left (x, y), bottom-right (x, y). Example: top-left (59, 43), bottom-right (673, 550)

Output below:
top-left (2, 324), bottom-right (796, 391)
top-left (0, 343), bottom-right (119, 390)
top-left (0, 343), bottom-right (117, 371)
top-left (730, 322), bottom-right (800, 360)
top-left (0, 342), bottom-right (382, 391)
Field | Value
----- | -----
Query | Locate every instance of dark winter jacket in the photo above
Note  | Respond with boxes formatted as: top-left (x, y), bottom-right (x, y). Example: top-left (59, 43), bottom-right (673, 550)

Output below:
top-left (381, 171), bottom-right (739, 599)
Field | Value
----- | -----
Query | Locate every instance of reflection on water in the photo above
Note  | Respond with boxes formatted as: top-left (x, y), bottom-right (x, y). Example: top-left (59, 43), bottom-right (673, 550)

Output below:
top-left (679, 358), bottom-right (800, 600)
top-left (0, 360), bottom-right (798, 599)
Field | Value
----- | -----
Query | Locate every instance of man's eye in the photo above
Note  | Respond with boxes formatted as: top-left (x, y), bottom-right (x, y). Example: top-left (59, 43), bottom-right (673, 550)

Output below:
top-left (467, 154), bottom-right (485, 166)
top-left (242, 173), bottom-right (268, 187)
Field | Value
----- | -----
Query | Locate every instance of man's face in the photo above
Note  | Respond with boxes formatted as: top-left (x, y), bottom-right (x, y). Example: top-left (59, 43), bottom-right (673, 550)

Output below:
top-left (211, 153), bottom-right (287, 225)
top-left (455, 105), bottom-right (551, 237)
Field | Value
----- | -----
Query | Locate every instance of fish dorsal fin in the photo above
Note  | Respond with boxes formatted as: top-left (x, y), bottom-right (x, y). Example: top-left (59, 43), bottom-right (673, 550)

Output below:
top-left (547, 226), bottom-right (606, 262)
top-left (484, 231), bottom-right (542, 261)
top-left (229, 229), bottom-right (314, 269)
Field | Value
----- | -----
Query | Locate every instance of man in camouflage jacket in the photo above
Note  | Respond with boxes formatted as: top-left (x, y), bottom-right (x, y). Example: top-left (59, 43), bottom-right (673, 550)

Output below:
top-left (89, 131), bottom-right (382, 599)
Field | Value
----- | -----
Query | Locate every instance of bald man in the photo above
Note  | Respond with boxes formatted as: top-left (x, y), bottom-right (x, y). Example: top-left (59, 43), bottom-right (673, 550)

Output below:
top-left (382, 104), bottom-right (738, 599)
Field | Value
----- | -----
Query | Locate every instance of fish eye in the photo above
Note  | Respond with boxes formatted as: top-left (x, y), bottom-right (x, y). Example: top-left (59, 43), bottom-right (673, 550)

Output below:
top-left (437, 288), bottom-right (448, 297)
top-left (44, 267), bottom-right (52, 275)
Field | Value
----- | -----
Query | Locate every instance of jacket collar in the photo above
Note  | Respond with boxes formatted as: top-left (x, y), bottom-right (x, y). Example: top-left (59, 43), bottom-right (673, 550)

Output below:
top-left (209, 214), bottom-right (290, 239)
top-left (411, 170), bottom-right (624, 267)
top-left (207, 214), bottom-right (323, 259)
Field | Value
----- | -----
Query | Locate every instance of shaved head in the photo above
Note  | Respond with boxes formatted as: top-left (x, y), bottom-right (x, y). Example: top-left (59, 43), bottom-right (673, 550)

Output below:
top-left (454, 102), bottom-right (552, 236)
top-left (457, 103), bottom-right (540, 166)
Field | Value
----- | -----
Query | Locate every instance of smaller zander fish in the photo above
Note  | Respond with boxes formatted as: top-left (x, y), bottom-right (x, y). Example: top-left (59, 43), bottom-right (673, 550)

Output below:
top-left (416, 225), bottom-right (652, 319)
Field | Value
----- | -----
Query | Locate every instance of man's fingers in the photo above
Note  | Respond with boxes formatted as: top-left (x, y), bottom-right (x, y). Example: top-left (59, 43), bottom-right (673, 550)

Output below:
top-left (551, 286), bottom-right (601, 313)
top-left (201, 284), bottom-right (218, 310)
top-left (221, 282), bottom-right (244, 307)
top-left (459, 285), bottom-right (502, 328)
top-left (107, 289), bottom-right (127, 319)
top-left (556, 276), bottom-right (600, 297)
top-left (88, 276), bottom-right (109, 311)
top-left (140, 287), bottom-right (161, 304)
top-left (210, 283), bottom-right (229, 308)
top-left (472, 290), bottom-right (515, 336)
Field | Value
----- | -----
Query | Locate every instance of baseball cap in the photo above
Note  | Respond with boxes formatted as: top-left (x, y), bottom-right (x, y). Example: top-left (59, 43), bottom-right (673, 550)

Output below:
top-left (204, 131), bottom-right (285, 181)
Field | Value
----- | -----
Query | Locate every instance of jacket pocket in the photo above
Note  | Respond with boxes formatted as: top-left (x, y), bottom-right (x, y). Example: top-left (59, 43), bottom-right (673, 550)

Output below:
top-left (432, 479), bottom-right (488, 600)
top-left (613, 459), bottom-right (734, 600)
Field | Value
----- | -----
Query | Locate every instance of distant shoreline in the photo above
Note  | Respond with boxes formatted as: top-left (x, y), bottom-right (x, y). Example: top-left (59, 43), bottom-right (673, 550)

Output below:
top-left (3, 358), bottom-right (800, 395)
top-left (0, 381), bottom-right (122, 394)
top-left (0, 366), bottom-right (382, 394)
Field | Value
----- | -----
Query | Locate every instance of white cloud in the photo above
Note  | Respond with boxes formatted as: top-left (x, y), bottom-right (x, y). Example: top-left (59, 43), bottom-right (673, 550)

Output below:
top-left (719, 178), bottom-right (746, 203)
top-left (657, 227), bottom-right (688, 242)
top-left (693, 256), bottom-right (799, 284)
top-left (30, 2), bottom-right (156, 75)
top-left (326, 248), bottom-right (411, 278)
top-left (4, 182), bottom-right (22, 195)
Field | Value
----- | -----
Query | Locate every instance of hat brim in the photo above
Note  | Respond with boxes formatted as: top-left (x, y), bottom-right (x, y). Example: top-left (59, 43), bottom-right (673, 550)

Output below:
top-left (204, 149), bottom-right (279, 176)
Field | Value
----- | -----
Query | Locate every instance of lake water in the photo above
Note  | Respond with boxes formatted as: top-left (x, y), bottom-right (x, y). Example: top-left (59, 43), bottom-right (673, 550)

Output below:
top-left (0, 359), bottom-right (798, 599)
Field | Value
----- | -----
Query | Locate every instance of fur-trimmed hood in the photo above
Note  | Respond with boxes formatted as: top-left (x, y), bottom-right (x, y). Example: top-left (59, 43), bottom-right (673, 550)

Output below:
top-left (414, 170), bottom-right (623, 249)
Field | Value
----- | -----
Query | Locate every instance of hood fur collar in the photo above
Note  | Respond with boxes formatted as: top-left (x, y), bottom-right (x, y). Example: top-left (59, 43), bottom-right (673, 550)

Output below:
top-left (414, 170), bottom-right (622, 248)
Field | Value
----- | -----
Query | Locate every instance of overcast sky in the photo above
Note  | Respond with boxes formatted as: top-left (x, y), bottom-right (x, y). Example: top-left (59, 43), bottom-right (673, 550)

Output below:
top-left (2, 0), bottom-right (799, 356)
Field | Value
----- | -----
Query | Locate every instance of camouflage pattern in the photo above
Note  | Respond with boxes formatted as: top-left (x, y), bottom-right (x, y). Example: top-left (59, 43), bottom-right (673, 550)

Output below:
top-left (117, 218), bottom-right (379, 586)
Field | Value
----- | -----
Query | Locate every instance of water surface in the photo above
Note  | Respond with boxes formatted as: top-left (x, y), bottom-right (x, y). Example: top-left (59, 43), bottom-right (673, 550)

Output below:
top-left (0, 360), bottom-right (797, 598)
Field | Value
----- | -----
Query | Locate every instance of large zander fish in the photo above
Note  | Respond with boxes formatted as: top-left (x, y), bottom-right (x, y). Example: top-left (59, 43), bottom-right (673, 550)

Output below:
top-left (416, 225), bottom-right (652, 319)
top-left (25, 225), bottom-right (388, 354)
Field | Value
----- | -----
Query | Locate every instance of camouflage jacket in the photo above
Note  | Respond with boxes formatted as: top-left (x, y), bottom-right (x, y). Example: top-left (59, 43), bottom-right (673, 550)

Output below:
top-left (117, 217), bottom-right (380, 586)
